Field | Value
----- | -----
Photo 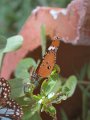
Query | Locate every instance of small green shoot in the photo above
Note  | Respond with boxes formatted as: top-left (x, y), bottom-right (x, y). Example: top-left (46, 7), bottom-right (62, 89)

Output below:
top-left (40, 24), bottom-right (46, 57)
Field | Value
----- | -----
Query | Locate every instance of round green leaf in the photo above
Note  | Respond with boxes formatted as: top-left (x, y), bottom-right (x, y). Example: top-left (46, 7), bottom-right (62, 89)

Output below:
top-left (8, 78), bottom-right (29, 98)
top-left (3, 35), bottom-right (23, 53)
top-left (62, 75), bottom-right (77, 97)
top-left (41, 73), bottom-right (61, 96)
top-left (15, 58), bottom-right (36, 79)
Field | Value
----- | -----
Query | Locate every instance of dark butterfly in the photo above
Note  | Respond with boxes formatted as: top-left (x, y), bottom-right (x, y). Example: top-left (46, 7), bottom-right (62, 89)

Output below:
top-left (0, 77), bottom-right (11, 99)
top-left (31, 36), bottom-right (61, 84)
top-left (0, 78), bottom-right (23, 120)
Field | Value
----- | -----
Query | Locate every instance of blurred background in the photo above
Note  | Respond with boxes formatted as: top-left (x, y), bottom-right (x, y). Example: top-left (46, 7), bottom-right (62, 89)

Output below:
top-left (1, 1), bottom-right (90, 120)
top-left (0, 0), bottom-right (71, 37)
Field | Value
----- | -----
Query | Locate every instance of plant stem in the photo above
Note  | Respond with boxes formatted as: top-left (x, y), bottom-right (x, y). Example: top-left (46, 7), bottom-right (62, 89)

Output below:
top-left (0, 52), bottom-right (4, 73)
top-left (82, 92), bottom-right (88, 120)
top-left (78, 81), bottom-right (90, 85)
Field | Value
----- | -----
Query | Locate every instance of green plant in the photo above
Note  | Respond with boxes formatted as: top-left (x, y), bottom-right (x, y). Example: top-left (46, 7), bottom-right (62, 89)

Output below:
top-left (8, 59), bottom-right (77, 120)
top-left (76, 63), bottom-right (90, 120)
top-left (0, 35), bottom-right (23, 70)
top-left (1, 27), bottom-right (90, 120)
top-left (1, 1), bottom-right (90, 120)
top-left (0, 32), bottom-right (77, 120)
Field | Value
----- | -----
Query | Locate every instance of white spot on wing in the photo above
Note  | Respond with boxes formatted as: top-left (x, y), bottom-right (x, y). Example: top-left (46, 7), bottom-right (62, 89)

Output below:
top-left (48, 46), bottom-right (55, 51)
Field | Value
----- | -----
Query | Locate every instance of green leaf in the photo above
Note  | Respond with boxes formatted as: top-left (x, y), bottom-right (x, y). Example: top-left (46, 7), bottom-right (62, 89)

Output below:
top-left (22, 105), bottom-right (41, 120)
top-left (40, 24), bottom-right (46, 57)
top-left (0, 35), bottom-right (23, 70)
top-left (53, 76), bottom-right (77, 104)
top-left (3, 35), bottom-right (23, 53)
top-left (77, 64), bottom-right (87, 81)
top-left (8, 78), bottom-right (30, 98)
top-left (41, 73), bottom-right (61, 96)
top-left (61, 109), bottom-right (68, 120)
top-left (0, 52), bottom-right (4, 70)
top-left (78, 84), bottom-right (85, 92)
top-left (15, 58), bottom-right (36, 79)
top-left (45, 105), bottom-right (56, 118)
top-left (62, 75), bottom-right (77, 98)
top-left (16, 96), bottom-right (34, 106)
top-left (22, 107), bottom-right (33, 120)
top-left (29, 112), bottom-right (42, 120)
top-left (33, 95), bottom-right (43, 102)
top-left (82, 92), bottom-right (88, 120)
top-left (51, 64), bottom-right (61, 75)
top-left (23, 110), bottom-right (41, 120)
top-left (87, 63), bottom-right (90, 80)
top-left (84, 84), bottom-right (90, 97)
top-left (87, 111), bottom-right (90, 120)
top-left (0, 35), bottom-right (7, 52)
top-left (23, 103), bottom-right (41, 120)
top-left (0, 35), bottom-right (7, 70)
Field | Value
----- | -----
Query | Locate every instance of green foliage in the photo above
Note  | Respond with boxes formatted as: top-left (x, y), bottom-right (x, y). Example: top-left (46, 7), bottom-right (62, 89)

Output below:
top-left (0, 0), bottom-right (71, 36)
top-left (22, 108), bottom-right (42, 120)
top-left (0, 35), bottom-right (23, 53)
top-left (62, 76), bottom-right (77, 98)
top-left (3, 35), bottom-right (23, 53)
top-left (41, 74), bottom-right (61, 96)
top-left (20, 64), bottom-right (77, 119)
top-left (76, 64), bottom-right (88, 81)
top-left (8, 78), bottom-right (28, 98)
top-left (87, 63), bottom-right (90, 79)
top-left (51, 0), bottom-right (71, 7)
top-left (0, 0), bottom-right (89, 118)
top-left (40, 25), bottom-right (46, 57)
top-left (61, 109), bottom-right (68, 120)
top-left (0, 0), bottom-right (39, 36)
top-left (45, 106), bottom-right (56, 118)
top-left (0, 0), bottom-right (90, 120)
top-left (87, 111), bottom-right (90, 120)
top-left (0, 33), bottom-right (90, 120)
top-left (0, 35), bottom-right (7, 52)
top-left (0, 36), bottom-right (7, 69)
top-left (15, 58), bottom-right (36, 79)
top-left (76, 63), bottom-right (90, 120)
top-left (0, 35), bottom-right (23, 70)
top-left (0, 33), bottom-right (78, 120)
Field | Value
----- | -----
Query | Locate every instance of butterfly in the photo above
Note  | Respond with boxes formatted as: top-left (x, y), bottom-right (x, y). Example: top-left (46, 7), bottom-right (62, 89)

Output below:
top-left (0, 77), bottom-right (11, 99)
top-left (31, 36), bottom-right (61, 84)
top-left (0, 78), bottom-right (23, 120)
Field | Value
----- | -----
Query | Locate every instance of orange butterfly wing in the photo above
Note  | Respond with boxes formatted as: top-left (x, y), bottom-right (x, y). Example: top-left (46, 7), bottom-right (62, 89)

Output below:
top-left (36, 37), bottom-right (60, 78)
top-left (36, 50), bottom-right (56, 77)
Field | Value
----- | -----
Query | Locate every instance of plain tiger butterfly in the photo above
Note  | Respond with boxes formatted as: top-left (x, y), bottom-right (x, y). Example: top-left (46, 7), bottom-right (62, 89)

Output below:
top-left (31, 36), bottom-right (61, 84)
top-left (0, 78), bottom-right (23, 120)
top-left (0, 98), bottom-right (23, 120)
top-left (0, 77), bottom-right (11, 99)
